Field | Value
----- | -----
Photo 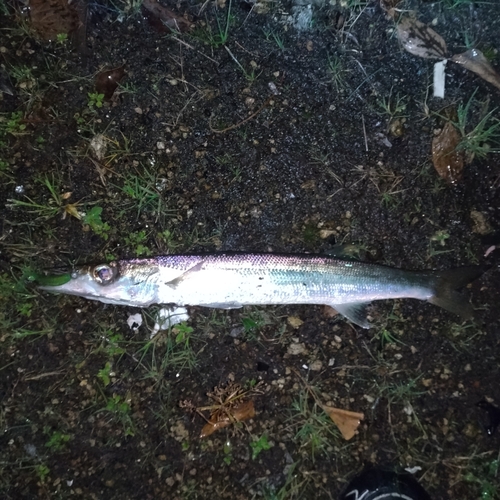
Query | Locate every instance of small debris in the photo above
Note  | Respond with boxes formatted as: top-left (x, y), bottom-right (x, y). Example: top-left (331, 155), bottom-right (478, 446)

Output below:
top-left (309, 360), bottom-right (323, 372)
top-left (470, 210), bottom-right (492, 235)
top-left (89, 134), bottom-right (107, 160)
top-left (287, 316), bottom-right (303, 329)
top-left (484, 245), bottom-right (497, 257)
top-left (287, 342), bottom-right (307, 355)
top-left (404, 466), bottom-right (422, 474)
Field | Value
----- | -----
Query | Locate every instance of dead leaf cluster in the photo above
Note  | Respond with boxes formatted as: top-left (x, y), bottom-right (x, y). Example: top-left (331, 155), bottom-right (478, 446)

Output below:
top-left (181, 382), bottom-right (262, 438)
top-left (431, 120), bottom-right (464, 184)
top-left (95, 66), bottom-right (126, 100)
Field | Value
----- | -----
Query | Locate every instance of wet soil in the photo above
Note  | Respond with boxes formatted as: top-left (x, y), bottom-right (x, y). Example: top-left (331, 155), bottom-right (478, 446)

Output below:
top-left (0, 0), bottom-right (499, 499)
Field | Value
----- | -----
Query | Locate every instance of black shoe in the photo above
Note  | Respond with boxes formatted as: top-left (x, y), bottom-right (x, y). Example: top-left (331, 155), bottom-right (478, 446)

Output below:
top-left (339, 467), bottom-right (432, 500)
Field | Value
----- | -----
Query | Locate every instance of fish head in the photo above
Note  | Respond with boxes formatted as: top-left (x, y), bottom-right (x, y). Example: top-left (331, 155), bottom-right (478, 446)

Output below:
top-left (38, 261), bottom-right (158, 306)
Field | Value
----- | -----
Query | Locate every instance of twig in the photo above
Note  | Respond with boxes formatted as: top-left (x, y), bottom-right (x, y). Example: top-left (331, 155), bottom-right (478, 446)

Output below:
top-left (361, 114), bottom-right (368, 152)
top-left (209, 97), bottom-right (272, 134)
top-left (169, 35), bottom-right (218, 64)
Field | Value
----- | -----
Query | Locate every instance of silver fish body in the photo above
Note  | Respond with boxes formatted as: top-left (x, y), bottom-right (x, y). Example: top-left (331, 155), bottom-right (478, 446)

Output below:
top-left (39, 253), bottom-right (483, 328)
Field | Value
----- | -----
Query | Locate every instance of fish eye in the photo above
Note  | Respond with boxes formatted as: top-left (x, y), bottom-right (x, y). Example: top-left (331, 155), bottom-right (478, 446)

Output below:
top-left (93, 264), bottom-right (117, 285)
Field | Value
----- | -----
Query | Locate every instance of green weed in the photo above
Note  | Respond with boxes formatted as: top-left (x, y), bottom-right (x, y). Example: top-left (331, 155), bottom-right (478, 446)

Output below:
top-left (119, 166), bottom-right (174, 222)
top-left (453, 89), bottom-right (500, 161)
top-left (136, 321), bottom-right (200, 380)
top-left (157, 229), bottom-right (181, 252)
top-left (97, 361), bottom-right (113, 387)
top-left (193, 0), bottom-right (233, 48)
top-left (87, 92), bottom-right (105, 109)
top-left (223, 440), bottom-right (233, 465)
top-left (250, 434), bottom-right (272, 460)
top-left (56, 33), bottom-right (68, 44)
top-left (263, 29), bottom-right (285, 51)
top-left (112, 0), bottom-right (144, 19)
top-left (96, 328), bottom-right (126, 357)
top-left (35, 464), bottom-right (50, 483)
top-left (6, 174), bottom-right (81, 222)
top-left (327, 55), bottom-right (348, 92)
top-left (288, 389), bottom-right (340, 461)
top-left (428, 229), bottom-right (453, 258)
top-left (124, 230), bottom-right (153, 257)
top-left (82, 206), bottom-right (110, 239)
top-left (44, 429), bottom-right (71, 451)
top-left (463, 456), bottom-right (499, 500)
top-left (376, 90), bottom-right (409, 121)
top-left (241, 310), bottom-right (269, 340)
top-left (99, 393), bottom-right (135, 436)
top-left (224, 46), bottom-right (261, 84)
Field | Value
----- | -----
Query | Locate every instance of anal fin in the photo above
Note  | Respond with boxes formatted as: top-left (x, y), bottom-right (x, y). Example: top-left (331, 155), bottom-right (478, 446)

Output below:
top-left (331, 302), bottom-right (372, 329)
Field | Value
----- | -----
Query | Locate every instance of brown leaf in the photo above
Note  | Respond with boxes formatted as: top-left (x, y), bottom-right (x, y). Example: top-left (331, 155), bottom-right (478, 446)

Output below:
top-left (141, 0), bottom-right (192, 34)
top-left (396, 17), bottom-right (447, 60)
top-left (64, 203), bottom-right (82, 220)
top-left (380, 0), bottom-right (403, 19)
top-left (95, 66), bottom-right (126, 100)
top-left (322, 405), bottom-right (364, 440)
top-left (451, 49), bottom-right (500, 92)
top-left (29, 0), bottom-right (80, 41)
top-left (431, 121), bottom-right (464, 184)
top-left (200, 400), bottom-right (255, 438)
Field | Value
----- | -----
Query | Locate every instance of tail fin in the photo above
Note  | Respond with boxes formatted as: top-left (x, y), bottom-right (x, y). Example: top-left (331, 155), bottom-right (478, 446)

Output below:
top-left (428, 266), bottom-right (487, 320)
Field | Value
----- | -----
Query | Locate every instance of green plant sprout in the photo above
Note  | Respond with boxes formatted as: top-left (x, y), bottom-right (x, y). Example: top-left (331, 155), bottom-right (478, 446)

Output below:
top-left (82, 206), bottom-right (110, 239)
top-left (88, 92), bottom-right (105, 109)
top-left (250, 434), bottom-right (272, 459)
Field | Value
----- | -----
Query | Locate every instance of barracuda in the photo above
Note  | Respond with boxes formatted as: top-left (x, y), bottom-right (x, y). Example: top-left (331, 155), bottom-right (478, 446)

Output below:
top-left (38, 253), bottom-right (484, 328)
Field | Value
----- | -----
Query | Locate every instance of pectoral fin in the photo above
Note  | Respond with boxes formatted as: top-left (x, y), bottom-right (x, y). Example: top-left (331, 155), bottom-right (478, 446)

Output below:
top-left (331, 302), bottom-right (371, 329)
top-left (166, 261), bottom-right (204, 288)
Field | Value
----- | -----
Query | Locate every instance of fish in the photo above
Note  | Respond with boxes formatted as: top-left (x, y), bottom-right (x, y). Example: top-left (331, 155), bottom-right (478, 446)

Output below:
top-left (37, 253), bottom-right (485, 328)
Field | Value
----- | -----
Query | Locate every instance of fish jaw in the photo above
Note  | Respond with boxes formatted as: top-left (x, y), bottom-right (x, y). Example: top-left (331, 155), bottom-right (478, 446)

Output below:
top-left (39, 267), bottom-right (160, 307)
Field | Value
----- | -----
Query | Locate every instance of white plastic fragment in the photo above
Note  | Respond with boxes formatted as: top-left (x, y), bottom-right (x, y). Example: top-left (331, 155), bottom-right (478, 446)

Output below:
top-left (405, 466), bottom-right (422, 475)
top-left (150, 306), bottom-right (189, 338)
top-left (127, 313), bottom-right (143, 332)
top-left (433, 60), bottom-right (447, 98)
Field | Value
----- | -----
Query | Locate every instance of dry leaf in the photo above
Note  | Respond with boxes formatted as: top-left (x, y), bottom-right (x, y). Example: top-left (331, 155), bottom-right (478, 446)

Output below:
top-left (380, 0), bottom-right (403, 19)
top-left (95, 66), bottom-right (126, 100)
top-left (29, 0), bottom-right (80, 40)
top-left (396, 17), bottom-right (447, 60)
top-left (432, 121), bottom-right (464, 184)
top-left (64, 203), bottom-right (82, 220)
top-left (322, 405), bottom-right (364, 440)
top-left (451, 49), bottom-right (500, 92)
top-left (200, 400), bottom-right (255, 438)
top-left (141, 0), bottom-right (192, 34)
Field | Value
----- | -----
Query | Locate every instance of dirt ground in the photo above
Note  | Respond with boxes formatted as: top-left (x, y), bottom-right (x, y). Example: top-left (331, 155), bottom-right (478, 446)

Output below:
top-left (0, 0), bottom-right (499, 498)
